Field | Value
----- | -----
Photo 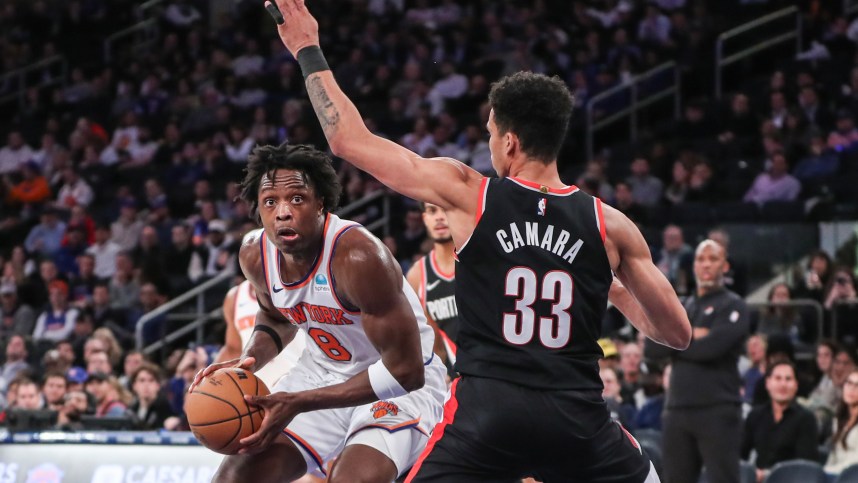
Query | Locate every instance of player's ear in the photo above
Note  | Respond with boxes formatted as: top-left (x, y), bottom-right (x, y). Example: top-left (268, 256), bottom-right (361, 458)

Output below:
top-left (504, 131), bottom-right (517, 157)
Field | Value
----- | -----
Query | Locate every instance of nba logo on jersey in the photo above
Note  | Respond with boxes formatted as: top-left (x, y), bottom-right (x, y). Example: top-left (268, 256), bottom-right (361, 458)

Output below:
top-left (537, 198), bottom-right (547, 216)
top-left (314, 274), bottom-right (330, 292)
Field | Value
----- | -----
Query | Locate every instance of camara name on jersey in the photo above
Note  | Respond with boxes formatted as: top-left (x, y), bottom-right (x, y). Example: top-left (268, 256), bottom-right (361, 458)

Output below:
top-left (495, 222), bottom-right (584, 265)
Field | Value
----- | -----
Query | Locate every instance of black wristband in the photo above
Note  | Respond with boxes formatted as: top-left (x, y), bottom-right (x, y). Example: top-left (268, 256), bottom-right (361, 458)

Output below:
top-left (297, 45), bottom-right (330, 80)
top-left (252, 324), bottom-right (284, 353)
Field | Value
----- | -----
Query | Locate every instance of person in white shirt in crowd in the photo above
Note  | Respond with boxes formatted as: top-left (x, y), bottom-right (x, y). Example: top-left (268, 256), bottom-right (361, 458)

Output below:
top-left (54, 167), bottom-right (94, 211)
top-left (427, 61), bottom-right (467, 116)
top-left (32, 280), bottom-right (79, 343)
top-left (744, 151), bottom-right (802, 205)
top-left (0, 130), bottom-right (34, 175)
top-left (110, 200), bottom-right (144, 252)
top-left (826, 369), bottom-right (858, 474)
top-left (189, 219), bottom-right (235, 281)
top-left (86, 224), bottom-right (121, 280)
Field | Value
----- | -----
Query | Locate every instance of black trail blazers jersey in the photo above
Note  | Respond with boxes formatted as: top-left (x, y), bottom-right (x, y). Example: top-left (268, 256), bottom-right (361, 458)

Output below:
top-left (455, 177), bottom-right (611, 390)
top-left (418, 249), bottom-right (459, 343)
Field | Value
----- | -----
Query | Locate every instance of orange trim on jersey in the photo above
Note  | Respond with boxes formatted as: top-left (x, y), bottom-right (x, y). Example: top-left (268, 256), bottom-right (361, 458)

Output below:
top-left (405, 378), bottom-right (461, 482)
top-left (475, 177), bottom-right (489, 224)
top-left (282, 428), bottom-right (327, 476)
top-left (350, 418), bottom-right (428, 438)
top-left (509, 177), bottom-right (579, 195)
top-left (326, 223), bottom-right (361, 315)
top-left (277, 214), bottom-right (331, 290)
top-left (429, 250), bottom-right (454, 281)
top-left (595, 198), bottom-right (606, 244)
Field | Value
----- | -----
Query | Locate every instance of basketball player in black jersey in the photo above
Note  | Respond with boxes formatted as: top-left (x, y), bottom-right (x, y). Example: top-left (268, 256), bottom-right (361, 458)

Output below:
top-left (266, 1), bottom-right (691, 480)
top-left (406, 203), bottom-right (459, 378)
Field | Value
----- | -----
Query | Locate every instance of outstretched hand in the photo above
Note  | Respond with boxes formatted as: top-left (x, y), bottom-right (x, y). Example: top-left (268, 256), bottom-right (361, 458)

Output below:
top-left (265, 0), bottom-right (320, 56)
top-left (237, 391), bottom-right (305, 455)
top-left (188, 356), bottom-right (256, 393)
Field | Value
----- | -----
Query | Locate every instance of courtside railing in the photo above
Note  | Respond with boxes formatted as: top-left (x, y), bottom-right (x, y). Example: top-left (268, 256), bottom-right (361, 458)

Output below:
top-left (714, 6), bottom-right (802, 99)
top-left (0, 56), bottom-right (67, 108)
top-left (104, 18), bottom-right (160, 63)
top-left (585, 61), bottom-right (680, 161)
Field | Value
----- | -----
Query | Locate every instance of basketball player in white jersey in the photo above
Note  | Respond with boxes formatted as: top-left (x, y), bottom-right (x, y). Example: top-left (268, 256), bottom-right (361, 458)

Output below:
top-left (190, 144), bottom-right (446, 483)
top-left (406, 203), bottom-right (458, 376)
top-left (217, 279), bottom-right (307, 389)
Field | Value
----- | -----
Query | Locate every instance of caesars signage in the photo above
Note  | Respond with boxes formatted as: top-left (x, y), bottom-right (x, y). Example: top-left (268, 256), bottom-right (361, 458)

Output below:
top-left (0, 443), bottom-right (223, 483)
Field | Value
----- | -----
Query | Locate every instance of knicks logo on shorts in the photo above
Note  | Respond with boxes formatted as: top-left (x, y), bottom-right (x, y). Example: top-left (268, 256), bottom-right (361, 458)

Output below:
top-left (371, 401), bottom-right (399, 419)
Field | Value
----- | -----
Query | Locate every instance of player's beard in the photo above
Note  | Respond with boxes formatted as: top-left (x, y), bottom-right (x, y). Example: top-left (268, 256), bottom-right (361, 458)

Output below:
top-left (433, 235), bottom-right (453, 244)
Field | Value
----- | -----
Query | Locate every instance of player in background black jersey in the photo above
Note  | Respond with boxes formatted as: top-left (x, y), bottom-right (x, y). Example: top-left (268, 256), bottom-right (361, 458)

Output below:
top-left (406, 203), bottom-right (459, 379)
top-left (265, 1), bottom-right (691, 481)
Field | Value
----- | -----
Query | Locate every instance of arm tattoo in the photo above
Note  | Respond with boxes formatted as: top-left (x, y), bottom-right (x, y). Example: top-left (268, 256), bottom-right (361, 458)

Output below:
top-left (307, 75), bottom-right (340, 137)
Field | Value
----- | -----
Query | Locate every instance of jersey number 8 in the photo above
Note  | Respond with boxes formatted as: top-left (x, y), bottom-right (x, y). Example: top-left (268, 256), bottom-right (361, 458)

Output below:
top-left (503, 267), bottom-right (572, 348)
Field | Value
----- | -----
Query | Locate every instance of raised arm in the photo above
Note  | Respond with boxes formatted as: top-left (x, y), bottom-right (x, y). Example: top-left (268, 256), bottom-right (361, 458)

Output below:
top-left (265, 0), bottom-right (483, 244)
top-left (603, 204), bottom-right (691, 350)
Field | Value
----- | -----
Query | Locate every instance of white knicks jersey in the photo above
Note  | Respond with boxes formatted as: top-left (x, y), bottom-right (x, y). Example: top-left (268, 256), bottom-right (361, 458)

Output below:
top-left (233, 280), bottom-right (306, 388)
top-left (257, 214), bottom-right (435, 379)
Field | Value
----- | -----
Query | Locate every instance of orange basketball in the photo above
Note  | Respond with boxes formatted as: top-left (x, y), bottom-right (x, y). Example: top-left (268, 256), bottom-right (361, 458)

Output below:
top-left (185, 368), bottom-right (270, 455)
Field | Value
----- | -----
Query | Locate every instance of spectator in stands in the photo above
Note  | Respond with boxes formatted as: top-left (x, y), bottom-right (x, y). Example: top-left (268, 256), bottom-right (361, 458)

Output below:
top-left (188, 219), bottom-right (234, 281)
top-left (743, 151), bottom-right (802, 205)
top-left (85, 373), bottom-right (130, 417)
top-left (825, 268), bottom-right (858, 342)
top-left (793, 130), bottom-right (840, 182)
top-left (826, 369), bottom-right (858, 474)
top-left (794, 250), bottom-right (834, 303)
top-left (653, 225), bottom-right (694, 296)
top-left (40, 371), bottom-right (67, 411)
top-left (664, 160), bottom-right (690, 206)
top-left (626, 156), bottom-right (664, 208)
top-left (0, 130), bottom-right (34, 175)
top-left (90, 283), bottom-right (129, 347)
top-left (56, 389), bottom-right (92, 430)
top-left (119, 351), bottom-right (145, 389)
top-left (612, 181), bottom-right (648, 226)
top-left (4, 161), bottom-right (51, 211)
top-left (32, 280), bottom-right (78, 343)
top-left (92, 327), bottom-right (123, 370)
top-left (743, 334), bottom-right (767, 405)
top-left (23, 208), bottom-right (66, 257)
top-left (638, 4), bottom-right (672, 47)
top-left (53, 166), bottom-right (93, 212)
top-left (109, 252), bottom-right (139, 310)
top-left (758, 283), bottom-right (804, 342)
top-left (636, 364), bottom-right (669, 431)
top-left (825, 267), bottom-right (858, 311)
top-left (620, 341), bottom-right (644, 407)
top-left (13, 378), bottom-right (43, 410)
top-left (68, 253), bottom-right (97, 307)
top-left (685, 159), bottom-right (718, 202)
top-left (86, 224), bottom-right (120, 280)
top-left (742, 361), bottom-right (818, 482)
top-left (600, 366), bottom-right (636, 429)
top-left (162, 223), bottom-right (195, 296)
top-left (0, 335), bottom-right (31, 394)
top-left (128, 364), bottom-right (174, 430)
top-left (719, 93), bottom-right (759, 154)
top-left (165, 347), bottom-right (207, 419)
top-left (128, 283), bottom-right (167, 346)
top-left (0, 283), bottom-right (36, 341)
top-left (110, 200), bottom-right (143, 253)
top-left (828, 109), bottom-right (858, 152)
top-left (53, 225), bottom-right (88, 279)
top-left (798, 86), bottom-right (834, 132)
top-left (85, 347), bottom-right (113, 376)
top-left (132, 225), bottom-right (165, 287)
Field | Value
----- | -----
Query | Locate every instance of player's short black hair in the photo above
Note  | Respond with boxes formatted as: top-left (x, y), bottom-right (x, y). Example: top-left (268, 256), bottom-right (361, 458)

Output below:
top-left (240, 143), bottom-right (342, 220)
top-left (488, 72), bottom-right (574, 162)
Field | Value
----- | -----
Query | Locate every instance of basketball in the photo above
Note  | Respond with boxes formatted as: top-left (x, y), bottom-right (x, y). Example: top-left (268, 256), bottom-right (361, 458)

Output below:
top-left (185, 368), bottom-right (270, 455)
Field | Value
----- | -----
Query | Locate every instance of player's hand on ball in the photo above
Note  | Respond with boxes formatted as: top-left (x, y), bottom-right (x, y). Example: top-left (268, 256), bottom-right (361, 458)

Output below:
top-left (188, 356), bottom-right (256, 393)
top-left (265, 0), bottom-right (319, 56)
top-left (237, 392), bottom-right (304, 454)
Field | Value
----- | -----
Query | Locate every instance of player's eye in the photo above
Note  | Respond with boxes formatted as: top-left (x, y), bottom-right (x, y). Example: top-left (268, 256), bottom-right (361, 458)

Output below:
top-left (292, 196), bottom-right (303, 204)
top-left (263, 199), bottom-right (275, 207)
